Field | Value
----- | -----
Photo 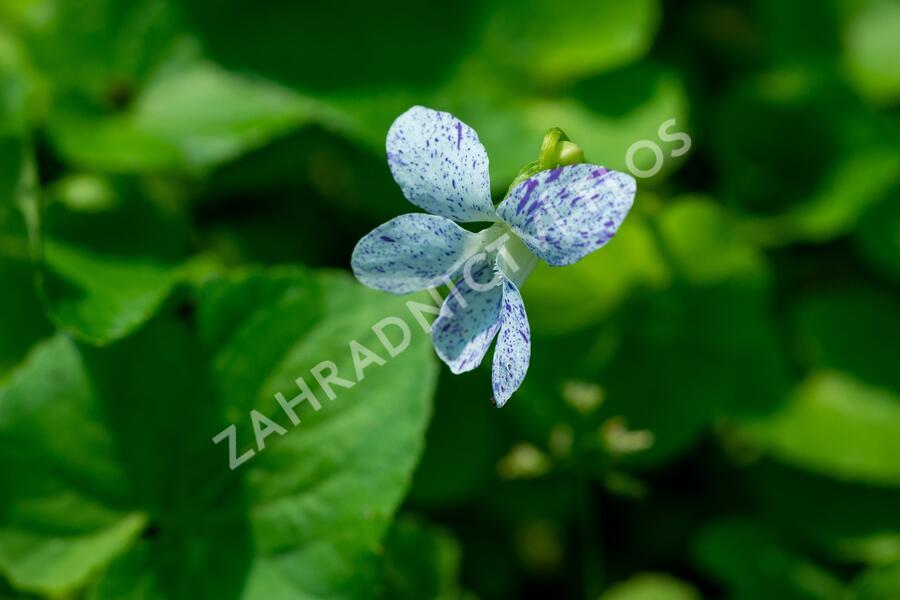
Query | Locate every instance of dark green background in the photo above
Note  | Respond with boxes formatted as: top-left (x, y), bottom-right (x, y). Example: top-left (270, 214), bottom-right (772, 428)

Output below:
top-left (0, 0), bottom-right (899, 598)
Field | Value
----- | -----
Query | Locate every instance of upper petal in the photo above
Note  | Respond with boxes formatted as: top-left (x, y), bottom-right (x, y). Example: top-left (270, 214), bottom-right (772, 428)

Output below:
top-left (386, 106), bottom-right (495, 223)
top-left (431, 258), bottom-right (503, 374)
top-left (351, 214), bottom-right (479, 294)
top-left (491, 278), bottom-right (531, 407)
top-left (496, 164), bottom-right (636, 266)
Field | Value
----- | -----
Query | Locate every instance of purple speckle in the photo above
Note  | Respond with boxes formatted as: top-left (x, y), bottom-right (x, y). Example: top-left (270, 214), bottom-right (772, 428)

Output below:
top-left (516, 179), bottom-right (539, 214)
top-left (546, 167), bottom-right (563, 183)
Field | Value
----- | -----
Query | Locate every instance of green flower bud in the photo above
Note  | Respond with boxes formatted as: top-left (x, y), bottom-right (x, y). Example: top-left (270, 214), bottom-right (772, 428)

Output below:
top-left (503, 127), bottom-right (586, 199)
top-left (539, 127), bottom-right (585, 169)
top-left (554, 140), bottom-right (585, 166)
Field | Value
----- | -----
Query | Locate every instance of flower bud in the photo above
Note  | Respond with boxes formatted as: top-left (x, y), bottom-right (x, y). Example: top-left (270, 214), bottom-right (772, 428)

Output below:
top-left (554, 140), bottom-right (584, 166)
top-left (539, 127), bottom-right (585, 169)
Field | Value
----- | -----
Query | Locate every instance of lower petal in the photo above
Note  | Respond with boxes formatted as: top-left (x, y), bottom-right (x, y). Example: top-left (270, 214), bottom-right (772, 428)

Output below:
top-left (491, 278), bottom-right (531, 407)
top-left (431, 258), bottom-right (503, 374)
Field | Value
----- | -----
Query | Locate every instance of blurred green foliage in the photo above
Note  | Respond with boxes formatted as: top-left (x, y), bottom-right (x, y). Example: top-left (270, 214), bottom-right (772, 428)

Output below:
top-left (0, 0), bottom-right (898, 598)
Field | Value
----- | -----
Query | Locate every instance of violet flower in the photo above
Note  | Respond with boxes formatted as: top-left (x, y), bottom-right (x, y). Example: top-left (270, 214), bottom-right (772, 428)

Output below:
top-left (352, 106), bottom-right (635, 405)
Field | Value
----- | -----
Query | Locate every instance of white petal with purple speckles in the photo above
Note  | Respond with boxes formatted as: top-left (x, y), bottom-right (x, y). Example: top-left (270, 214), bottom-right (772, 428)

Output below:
top-left (496, 164), bottom-right (636, 266)
top-left (491, 278), bottom-right (530, 407)
top-left (351, 213), bottom-right (480, 294)
top-left (431, 259), bottom-right (503, 374)
top-left (386, 106), bottom-right (496, 223)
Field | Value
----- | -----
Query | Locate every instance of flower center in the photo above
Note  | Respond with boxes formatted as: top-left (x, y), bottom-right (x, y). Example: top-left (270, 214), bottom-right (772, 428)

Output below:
top-left (467, 223), bottom-right (538, 289)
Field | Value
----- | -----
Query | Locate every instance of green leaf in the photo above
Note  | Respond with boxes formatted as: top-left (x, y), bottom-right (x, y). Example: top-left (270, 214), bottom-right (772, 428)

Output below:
top-left (0, 268), bottom-right (438, 598)
top-left (46, 112), bottom-right (184, 173)
top-left (600, 572), bottom-right (699, 600)
top-left (42, 238), bottom-right (179, 344)
top-left (0, 336), bottom-right (146, 595)
top-left (713, 72), bottom-right (900, 244)
top-left (49, 59), bottom-right (325, 173)
top-left (745, 149), bottom-right (900, 244)
top-left (376, 515), bottom-right (465, 600)
top-left (657, 196), bottom-right (767, 285)
top-left (478, 0), bottom-right (661, 84)
top-left (4, 89), bottom-right (185, 346)
top-left (14, 0), bottom-right (182, 103)
top-left (14, 0), bottom-right (320, 174)
top-left (855, 187), bottom-right (900, 282)
top-left (749, 464), bottom-right (900, 566)
top-left (844, 0), bottom-right (900, 104)
top-left (33, 178), bottom-right (190, 344)
top-left (180, 0), bottom-right (479, 94)
top-left (131, 61), bottom-right (321, 169)
top-left (792, 289), bottom-right (900, 393)
top-left (744, 372), bottom-right (900, 487)
top-left (849, 562), bottom-right (900, 600)
top-left (0, 514), bottom-right (147, 596)
top-left (0, 26), bottom-right (45, 132)
top-left (694, 518), bottom-right (845, 600)
top-left (757, 0), bottom-right (841, 66)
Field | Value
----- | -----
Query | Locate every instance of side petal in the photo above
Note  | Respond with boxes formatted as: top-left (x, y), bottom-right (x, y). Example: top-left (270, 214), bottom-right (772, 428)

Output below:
top-left (496, 164), bottom-right (636, 266)
top-left (431, 259), bottom-right (503, 374)
top-left (491, 278), bottom-right (531, 407)
top-left (351, 214), bottom-right (478, 294)
top-left (387, 106), bottom-right (496, 223)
